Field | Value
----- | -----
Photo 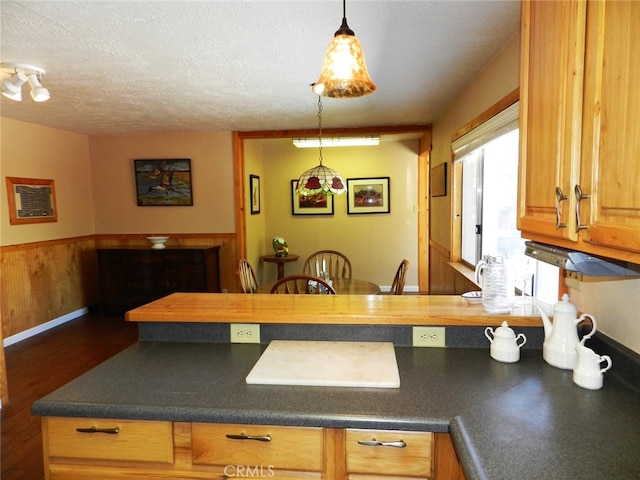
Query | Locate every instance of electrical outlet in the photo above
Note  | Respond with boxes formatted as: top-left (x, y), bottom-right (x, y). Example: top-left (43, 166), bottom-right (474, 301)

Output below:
top-left (413, 326), bottom-right (446, 348)
top-left (230, 323), bottom-right (260, 344)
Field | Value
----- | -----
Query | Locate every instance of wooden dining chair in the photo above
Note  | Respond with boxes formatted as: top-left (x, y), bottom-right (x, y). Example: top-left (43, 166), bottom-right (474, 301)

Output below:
top-left (269, 275), bottom-right (336, 294)
top-left (303, 250), bottom-right (352, 279)
top-left (237, 259), bottom-right (259, 293)
top-left (389, 259), bottom-right (409, 295)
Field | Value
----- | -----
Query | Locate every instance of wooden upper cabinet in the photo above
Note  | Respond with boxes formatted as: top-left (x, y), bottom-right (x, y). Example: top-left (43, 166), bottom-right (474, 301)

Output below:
top-left (579, 0), bottom-right (640, 258)
top-left (518, 0), bottom-right (587, 241)
top-left (519, 0), bottom-right (640, 264)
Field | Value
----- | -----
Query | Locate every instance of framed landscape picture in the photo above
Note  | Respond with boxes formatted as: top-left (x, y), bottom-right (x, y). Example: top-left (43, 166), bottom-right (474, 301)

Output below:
top-left (291, 180), bottom-right (334, 215)
top-left (347, 177), bottom-right (390, 214)
top-left (134, 159), bottom-right (193, 206)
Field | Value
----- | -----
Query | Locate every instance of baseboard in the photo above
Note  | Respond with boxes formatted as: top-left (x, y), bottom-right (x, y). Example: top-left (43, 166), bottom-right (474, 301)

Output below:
top-left (3, 307), bottom-right (89, 348)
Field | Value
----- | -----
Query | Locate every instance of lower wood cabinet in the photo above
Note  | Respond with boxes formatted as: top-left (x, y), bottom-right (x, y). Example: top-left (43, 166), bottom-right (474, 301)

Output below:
top-left (41, 417), bottom-right (465, 480)
top-left (344, 429), bottom-right (433, 478)
top-left (97, 247), bottom-right (221, 315)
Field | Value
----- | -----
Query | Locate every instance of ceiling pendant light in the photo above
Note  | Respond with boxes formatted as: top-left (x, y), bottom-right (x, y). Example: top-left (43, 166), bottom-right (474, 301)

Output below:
top-left (0, 63), bottom-right (50, 103)
top-left (312, 0), bottom-right (376, 98)
top-left (295, 96), bottom-right (347, 196)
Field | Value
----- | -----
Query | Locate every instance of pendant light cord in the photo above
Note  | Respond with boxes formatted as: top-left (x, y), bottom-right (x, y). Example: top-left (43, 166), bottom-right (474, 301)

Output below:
top-left (317, 95), bottom-right (324, 166)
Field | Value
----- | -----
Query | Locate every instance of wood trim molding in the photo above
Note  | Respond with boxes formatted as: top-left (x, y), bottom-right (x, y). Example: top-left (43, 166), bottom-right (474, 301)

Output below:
top-left (450, 88), bottom-right (520, 143)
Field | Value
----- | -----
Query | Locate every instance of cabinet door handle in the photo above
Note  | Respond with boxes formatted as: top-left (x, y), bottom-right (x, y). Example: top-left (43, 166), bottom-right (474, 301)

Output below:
top-left (555, 187), bottom-right (568, 229)
top-left (76, 426), bottom-right (120, 434)
top-left (574, 184), bottom-right (590, 231)
top-left (357, 439), bottom-right (406, 448)
top-left (226, 433), bottom-right (272, 442)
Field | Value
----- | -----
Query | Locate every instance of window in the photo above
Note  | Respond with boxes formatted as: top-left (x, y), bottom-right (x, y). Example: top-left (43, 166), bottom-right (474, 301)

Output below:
top-left (453, 101), bottom-right (559, 304)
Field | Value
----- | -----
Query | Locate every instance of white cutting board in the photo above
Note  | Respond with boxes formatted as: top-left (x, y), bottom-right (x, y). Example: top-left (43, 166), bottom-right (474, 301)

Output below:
top-left (246, 340), bottom-right (400, 388)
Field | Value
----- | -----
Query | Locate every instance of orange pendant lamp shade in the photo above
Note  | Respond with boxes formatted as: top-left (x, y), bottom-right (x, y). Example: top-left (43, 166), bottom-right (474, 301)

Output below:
top-left (311, 1), bottom-right (376, 98)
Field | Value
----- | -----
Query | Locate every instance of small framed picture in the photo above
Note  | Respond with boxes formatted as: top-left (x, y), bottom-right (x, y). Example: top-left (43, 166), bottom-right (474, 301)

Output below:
top-left (5, 177), bottom-right (58, 224)
top-left (250, 174), bottom-right (261, 214)
top-left (291, 180), bottom-right (334, 215)
top-left (134, 159), bottom-right (193, 206)
top-left (347, 177), bottom-right (390, 214)
top-left (431, 163), bottom-right (447, 197)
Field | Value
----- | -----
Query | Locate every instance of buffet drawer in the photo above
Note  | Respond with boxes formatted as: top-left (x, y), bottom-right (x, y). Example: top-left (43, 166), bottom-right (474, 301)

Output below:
top-left (191, 422), bottom-right (324, 472)
top-left (345, 429), bottom-right (433, 478)
top-left (43, 417), bottom-right (174, 464)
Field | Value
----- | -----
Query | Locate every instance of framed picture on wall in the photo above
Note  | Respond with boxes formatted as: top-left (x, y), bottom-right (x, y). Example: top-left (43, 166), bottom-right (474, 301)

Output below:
top-left (250, 174), bottom-right (261, 214)
top-left (431, 163), bottom-right (447, 197)
top-left (134, 159), bottom-right (193, 206)
top-left (347, 177), bottom-right (390, 214)
top-left (5, 177), bottom-right (58, 225)
top-left (291, 180), bottom-right (334, 215)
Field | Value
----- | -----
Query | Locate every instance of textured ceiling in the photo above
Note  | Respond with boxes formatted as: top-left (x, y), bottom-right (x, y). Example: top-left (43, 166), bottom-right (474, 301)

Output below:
top-left (0, 1), bottom-right (520, 136)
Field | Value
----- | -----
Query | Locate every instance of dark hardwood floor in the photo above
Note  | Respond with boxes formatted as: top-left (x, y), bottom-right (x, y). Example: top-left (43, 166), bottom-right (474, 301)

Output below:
top-left (1, 314), bottom-right (138, 480)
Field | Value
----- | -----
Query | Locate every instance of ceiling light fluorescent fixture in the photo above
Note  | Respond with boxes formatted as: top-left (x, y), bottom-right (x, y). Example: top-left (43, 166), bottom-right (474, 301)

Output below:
top-left (295, 97), bottom-right (347, 196)
top-left (293, 136), bottom-right (380, 148)
top-left (312, 0), bottom-right (376, 98)
top-left (0, 63), bottom-right (50, 102)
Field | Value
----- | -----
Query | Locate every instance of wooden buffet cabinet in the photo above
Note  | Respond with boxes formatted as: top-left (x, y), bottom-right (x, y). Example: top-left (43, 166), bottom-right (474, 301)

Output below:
top-left (42, 418), bottom-right (465, 480)
top-left (519, 0), bottom-right (640, 265)
top-left (97, 247), bottom-right (221, 315)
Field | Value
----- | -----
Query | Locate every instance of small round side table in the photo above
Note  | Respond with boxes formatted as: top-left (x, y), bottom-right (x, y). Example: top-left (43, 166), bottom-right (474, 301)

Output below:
top-left (261, 254), bottom-right (300, 280)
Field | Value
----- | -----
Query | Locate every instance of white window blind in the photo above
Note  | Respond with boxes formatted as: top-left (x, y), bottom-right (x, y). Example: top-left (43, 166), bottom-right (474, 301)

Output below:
top-left (452, 102), bottom-right (519, 161)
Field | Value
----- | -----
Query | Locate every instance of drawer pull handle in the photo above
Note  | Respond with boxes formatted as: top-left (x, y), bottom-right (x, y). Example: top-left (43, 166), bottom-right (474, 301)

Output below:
top-left (76, 426), bottom-right (120, 434)
top-left (358, 438), bottom-right (406, 448)
top-left (226, 433), bottom-right (272, 442)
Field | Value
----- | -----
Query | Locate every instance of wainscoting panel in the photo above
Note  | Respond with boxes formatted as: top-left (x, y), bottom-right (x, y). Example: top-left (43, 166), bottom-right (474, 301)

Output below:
top-left (1, 233), bottom-right (240, 341)
top-left (0, 236), bottom-right (98, 338)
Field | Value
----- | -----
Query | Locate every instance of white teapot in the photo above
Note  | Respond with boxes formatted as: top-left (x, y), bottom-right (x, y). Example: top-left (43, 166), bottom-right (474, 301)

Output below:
top-left (484, 321), bottom-right (527, 363)
top-left (537, 294), bottom-right (597, 370)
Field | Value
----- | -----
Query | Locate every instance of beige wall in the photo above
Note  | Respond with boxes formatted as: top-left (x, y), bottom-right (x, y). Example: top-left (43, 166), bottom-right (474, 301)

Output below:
top-left (88, 131), bottom-right (235, 234)
top-left (430, 34), bottom-right (521, 249)
top-left (0, 118), bottom-right (95, 246)
top-left (247, 138), bottom-right (419, 288)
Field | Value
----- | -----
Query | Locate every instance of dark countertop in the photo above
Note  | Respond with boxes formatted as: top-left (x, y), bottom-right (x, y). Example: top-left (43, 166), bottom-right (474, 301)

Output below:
top-left (32, 342), bottom-right (640, 479)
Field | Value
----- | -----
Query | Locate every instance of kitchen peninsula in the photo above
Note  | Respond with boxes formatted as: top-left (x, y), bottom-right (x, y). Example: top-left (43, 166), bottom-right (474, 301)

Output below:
top-left (33, 294), bottom-right (640, 480)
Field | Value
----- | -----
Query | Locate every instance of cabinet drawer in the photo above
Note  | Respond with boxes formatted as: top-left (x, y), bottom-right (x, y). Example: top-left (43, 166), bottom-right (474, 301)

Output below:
top-left (345, 429), bottom-right (432, 477)
top-left (43, 417), bottom-right (173, 464)
top-left (192, 423), bottom-right (324, 472)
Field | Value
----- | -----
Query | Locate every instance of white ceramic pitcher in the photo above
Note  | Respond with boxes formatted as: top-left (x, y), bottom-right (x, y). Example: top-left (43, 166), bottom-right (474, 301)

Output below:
top-left (573, 343), bottom-right (612, 390)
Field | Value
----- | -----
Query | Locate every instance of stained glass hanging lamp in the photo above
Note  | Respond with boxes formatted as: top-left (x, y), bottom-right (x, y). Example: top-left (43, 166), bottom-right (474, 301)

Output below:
top-left (295, 96), bottom-right (347, 196)
top-left (311, 0), bottom-right (376, 98)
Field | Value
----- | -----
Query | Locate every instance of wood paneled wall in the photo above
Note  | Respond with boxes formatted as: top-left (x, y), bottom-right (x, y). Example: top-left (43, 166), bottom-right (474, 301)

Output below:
top-left (1, 236), bottom-right (98, 338)
top-left (428, 240), bottom-right (478, 295)
top-left (1, 233), bottom-right (240, 340)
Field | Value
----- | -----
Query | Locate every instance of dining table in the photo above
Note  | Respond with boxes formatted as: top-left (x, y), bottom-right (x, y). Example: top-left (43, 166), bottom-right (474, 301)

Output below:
top-left (257, 277), bottom-right (381, 295)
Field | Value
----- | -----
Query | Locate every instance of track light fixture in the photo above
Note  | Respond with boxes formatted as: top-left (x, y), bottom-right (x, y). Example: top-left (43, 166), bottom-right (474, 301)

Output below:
top-left (1, 63), bottom-right (50, 102)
